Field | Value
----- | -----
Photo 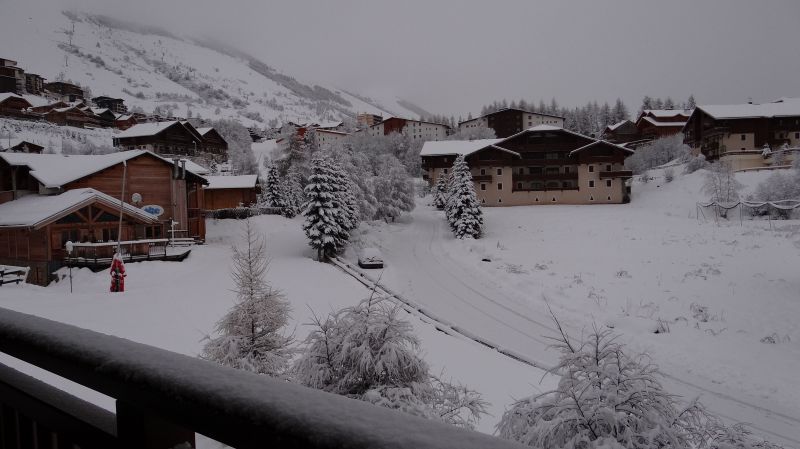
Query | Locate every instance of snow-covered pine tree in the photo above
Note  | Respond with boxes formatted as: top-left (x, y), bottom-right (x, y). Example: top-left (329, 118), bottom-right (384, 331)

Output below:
top-left (432, 173), bottom-right (449, 209)
top-left (201, 219), bottom-right (293, 376)
top-left (294, 295), bottom-right (487, 429)
top-left (279, 168), bottom-right (304, 218)
top-left (445, 155), bottom-right (483, 239)
top-left (302, 157), bottom-right (348, 260)
top-left (262, 165), bottom-right (284, 208)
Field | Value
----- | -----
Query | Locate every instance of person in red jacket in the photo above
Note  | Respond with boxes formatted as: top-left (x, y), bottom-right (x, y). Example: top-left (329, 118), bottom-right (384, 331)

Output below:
top-left (110, 253), bottom-right (126, 292)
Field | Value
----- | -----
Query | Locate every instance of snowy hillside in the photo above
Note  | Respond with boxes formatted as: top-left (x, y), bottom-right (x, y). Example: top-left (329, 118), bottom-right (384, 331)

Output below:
top-left (1, 4), bottom-right (429, 128)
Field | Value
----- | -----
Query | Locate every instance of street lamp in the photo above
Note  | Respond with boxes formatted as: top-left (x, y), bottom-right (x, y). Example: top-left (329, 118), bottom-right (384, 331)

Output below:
top-left (65, 240), bottom-right (74, 293)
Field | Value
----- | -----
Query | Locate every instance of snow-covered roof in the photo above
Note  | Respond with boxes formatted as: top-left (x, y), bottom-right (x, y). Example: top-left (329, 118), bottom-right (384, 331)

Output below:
top-left (419, 138), bottom-right (503, 157)
top-left (195, 127), bottom-right (215, 136)
top-left (115, 121), bottom-right (181, 138)
top-left (1, 138), bottom-right (44, 151)
top-left (0, 188), bottom-right (157, 229)
top-left (181, 159), bottom-right (210, 175)
top-left (642, 109), bottom-right (692, 118)
top-left (697, 98), bottom-right (800, 119)
top-left (0, 93), bottom-right (27, 104)
top-left (458, 108), bottom-right (565, 125)
top-left (569, 140), bottom-right (635, 156)
top-left (606, 120), bottom-right (630, 131)
top-left (204, 175), bottom-right (259, 190)
top-left (316, 129), bottom-right (349, 136)
top-left (314, 121), bottom-right (343, 129)
top-left (90, 107), bottom-right (112, 115)
top-left (639, 116), bottom-right (687, 127)
top-left (0, 150), bottom-right (206, 188)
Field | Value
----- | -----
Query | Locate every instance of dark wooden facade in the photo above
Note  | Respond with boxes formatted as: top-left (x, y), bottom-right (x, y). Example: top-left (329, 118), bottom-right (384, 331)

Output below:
top-left (115, 122), bottom-right (202, 155)
top-left (115, 114), bottom-right (138, 130)
top-left (0, 95), bottom-right (32, 119)
top-left (92, 96), bottom-right (127, 114)
top-left (24, 73), bottom-right (45, 95)
top-left (602, 120), bottom-right (640, 143)
top-left (1, 140), bottom-right (43, 154)
top-left (0, 200), bottom-right (157, 286)
top-left (44, 82), bottom-right (84, 102)
top-left (204, 188), bottom-right (257, 210)
top-left (44, 107), bottom-right (94, 128)
top-left (199, 128), bottom-right (229, 158)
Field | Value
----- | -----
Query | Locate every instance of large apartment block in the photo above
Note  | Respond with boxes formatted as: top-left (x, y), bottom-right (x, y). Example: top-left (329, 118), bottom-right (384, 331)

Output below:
top-left (683, 97), bottom-right (800, 170)
top-left (421, 125), bottom-right (633, 206)
top-left (458, 108), bottom-right (565, 138)
top-left (367, 117), bottom-right (450, 141)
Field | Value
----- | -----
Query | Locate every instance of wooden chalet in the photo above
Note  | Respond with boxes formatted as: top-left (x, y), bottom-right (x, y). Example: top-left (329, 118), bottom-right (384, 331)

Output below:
top-left (196, 127), bottom-right (229, 161)
top-left (90, 108), bottom-right (117, 128)
top-left (1, 139), bottom-right (44, 154)
top-left (683, 98), bottom-right (800, 170)
top-left (0, 150), bottom-right (208, 242)
top-left (44, 81), bottom-right (84, 102)
top-left (203, 175), bottom-right (259, 210)
top-left (92, 96), bottom-right (127, 114)
top-left (634, 109), bottom-right (690, 140)
top-left (602, 120), bottom-right (640, 144)
top-left (115, 113), bottom-right (138, 130)
top-left (43, 105), bottom-right (95, 128)
top-left (24, 73), bottom-right (45, 95)
top-left (114, 121), bottom-right (204, 156)
top-left (458, 108), bottom-right (565, 138)
top-left (0, 188), bottom-right (160, 285)
top-left (0, 93), bottom-right (33, 119)
top-left (421, 125), bottom-right (634, 206)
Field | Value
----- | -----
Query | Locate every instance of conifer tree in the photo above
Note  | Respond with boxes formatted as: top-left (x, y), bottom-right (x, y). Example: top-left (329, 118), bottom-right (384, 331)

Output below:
top-left (280, 167), bottom-right (304, 218)
top-left (201, 219), bottom-right (293, 376)
top-left (445, 155), bottom-right (483, 239)
top-left (302, 157), bottom-right (348, 260)
top-left (432, 173), bottom-right (449, 209)
top-left (262, 165), bottom-right (284, 208)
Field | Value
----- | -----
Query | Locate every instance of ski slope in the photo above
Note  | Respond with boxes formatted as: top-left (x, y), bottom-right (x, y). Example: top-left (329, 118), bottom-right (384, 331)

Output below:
top-left (346, 166), bottom-right (800, 447)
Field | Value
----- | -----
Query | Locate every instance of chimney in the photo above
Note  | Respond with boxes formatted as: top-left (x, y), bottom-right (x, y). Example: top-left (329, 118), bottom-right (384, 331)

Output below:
top-left (181, 160), bottom-right (186, 180)
top-left (172, 158), bottom-right (179, 179)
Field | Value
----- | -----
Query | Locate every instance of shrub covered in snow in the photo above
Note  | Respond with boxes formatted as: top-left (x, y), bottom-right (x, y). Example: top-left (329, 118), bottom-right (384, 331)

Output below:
top-left (625, 134), bottom-right (691, 174)
top-left (497, 318), bottom-right (784, 449)
top-left (703, 161), bottom-right (743, 204)
top-left (684, 154), bottom-right (709, 174)
top-left (445, 155), bottom-right (483, 239)
top-left (294, 295), bottom-right (487, 429)
top-left (749, 157), bottom-right (800, 202)
top-left (201, 219), bottom-right (293, 377)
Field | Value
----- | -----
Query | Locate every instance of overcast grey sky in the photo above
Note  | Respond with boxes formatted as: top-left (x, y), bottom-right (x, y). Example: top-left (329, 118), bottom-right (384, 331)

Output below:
top-left (61, 0), bottom-right (800, 117)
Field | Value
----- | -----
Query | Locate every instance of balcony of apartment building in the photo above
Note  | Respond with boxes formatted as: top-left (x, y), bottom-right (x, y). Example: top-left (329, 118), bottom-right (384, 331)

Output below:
top-left (0, 307), bottom-right (525, 449)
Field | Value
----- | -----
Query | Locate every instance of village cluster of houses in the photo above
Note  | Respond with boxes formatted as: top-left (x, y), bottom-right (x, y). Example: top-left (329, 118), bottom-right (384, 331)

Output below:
top-left (422, 98), bottom-right (800, 207)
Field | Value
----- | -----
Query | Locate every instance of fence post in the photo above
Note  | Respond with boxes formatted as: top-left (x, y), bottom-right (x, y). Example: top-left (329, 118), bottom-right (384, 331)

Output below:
top-left (116, 401), bottom-right (195, 449)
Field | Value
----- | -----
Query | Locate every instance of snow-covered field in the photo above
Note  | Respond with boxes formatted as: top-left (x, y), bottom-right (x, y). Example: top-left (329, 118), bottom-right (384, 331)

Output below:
top-left (1, 165), bottom-right (799, 446)
top-left (344, 166), bottom-right (800, 447)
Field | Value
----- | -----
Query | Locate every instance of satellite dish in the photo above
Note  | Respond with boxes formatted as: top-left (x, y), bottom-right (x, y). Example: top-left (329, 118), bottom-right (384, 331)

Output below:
top-left (131, 193), bottom-right (143, 205)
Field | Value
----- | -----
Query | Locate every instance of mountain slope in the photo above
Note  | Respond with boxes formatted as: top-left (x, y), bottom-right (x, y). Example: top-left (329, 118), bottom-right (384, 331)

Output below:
top-left (1, 5), bottom-right (429, 128)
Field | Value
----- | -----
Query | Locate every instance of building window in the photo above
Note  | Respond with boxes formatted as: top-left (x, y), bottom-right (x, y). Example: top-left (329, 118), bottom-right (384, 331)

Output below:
top-left (796, 132), bottom-right (799, 139)
top-left (529, 167), bottom-right (542, 174)
top-left (498, 198), bottom-right (502, 203)
top-left (607, 196), bottom-right (612, 201)
top-left (481, 183), bottom-right (486, 191)
top-left (498, 183), bottom-right (503, 190)
top-left (496, 168), bottom-right (502, 175)
top-left (588, 165), bottom-right (594, 173)
top-left (590, 195), bottom-right (594, 201)
top-left (741, 134), bottom-right (746, 141)
top-left (564, 166), bottom-right (570, 174)
top-left (589, 180), bottom-right (595, 188)
top-left (480, 168), bottom-right (486, 175)
top-left (517, 182), bottom-right (523, 190)
top-left (606, 164), bottom-right (611, 171)
top-left (606, 180), bottom-right (612, 187)
top-left (443, 168), bottom-right (448, 174)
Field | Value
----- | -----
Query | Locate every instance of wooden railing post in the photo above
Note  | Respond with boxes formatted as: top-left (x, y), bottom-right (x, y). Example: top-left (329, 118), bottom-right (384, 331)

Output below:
top-left (116, 401), bottom-right (195, 449)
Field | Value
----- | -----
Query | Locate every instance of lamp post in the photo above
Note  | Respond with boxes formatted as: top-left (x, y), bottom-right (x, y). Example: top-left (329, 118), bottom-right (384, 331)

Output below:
top-left (65, 241), bottom-right (74, 293)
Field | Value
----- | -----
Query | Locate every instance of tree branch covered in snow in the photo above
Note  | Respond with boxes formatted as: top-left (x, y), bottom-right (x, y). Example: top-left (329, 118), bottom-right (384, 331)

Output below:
top-left (294, 295), bottom-right (487, 429)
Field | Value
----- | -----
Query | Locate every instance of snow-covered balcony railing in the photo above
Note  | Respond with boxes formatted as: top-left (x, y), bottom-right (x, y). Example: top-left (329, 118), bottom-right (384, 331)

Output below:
top-left (0, 307), bottom-right (527, 449)
top-left (598, 170), bottom-right (633, 178)
top-left (63, 238), bottom-right (170, 264)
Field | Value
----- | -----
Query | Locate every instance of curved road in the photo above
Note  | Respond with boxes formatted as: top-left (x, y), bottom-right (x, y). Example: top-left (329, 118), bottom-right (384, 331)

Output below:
top-left (365, 206), bottom-right (800, 448)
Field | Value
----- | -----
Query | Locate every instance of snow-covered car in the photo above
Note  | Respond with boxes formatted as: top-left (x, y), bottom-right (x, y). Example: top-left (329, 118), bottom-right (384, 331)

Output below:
top-left (358, 248), bottom-right (384, 269)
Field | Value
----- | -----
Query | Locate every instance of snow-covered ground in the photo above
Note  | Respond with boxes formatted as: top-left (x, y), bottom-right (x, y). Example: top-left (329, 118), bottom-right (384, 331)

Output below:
top-left (1, 165), bottom-right (799, 446)
top-left (0, 215), bottom-right (546, 440)
top-left (1, 117), bottom-right (115, 152)
top-left (343, 166), bottom-right (800, 447)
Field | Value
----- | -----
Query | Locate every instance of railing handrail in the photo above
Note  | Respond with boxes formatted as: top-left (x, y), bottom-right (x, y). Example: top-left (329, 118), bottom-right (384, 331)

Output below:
top-left (68, 238), bottom-right (170, 248)
top-left (0, 307), bottom-right (527, 449)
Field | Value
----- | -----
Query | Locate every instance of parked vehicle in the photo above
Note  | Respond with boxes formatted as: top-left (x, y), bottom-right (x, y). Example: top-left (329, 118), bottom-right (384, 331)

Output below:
top-left (358, 248), bottom-right (384, 269)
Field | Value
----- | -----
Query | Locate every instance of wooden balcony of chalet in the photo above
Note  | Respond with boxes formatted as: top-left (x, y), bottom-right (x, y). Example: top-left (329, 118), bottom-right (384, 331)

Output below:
top-left (472, 174), bottom-right (493, 182)
top-left (63, 238), bottom-right (191, 270)
top-left (599, 170), bottom-right (633, 179)
top-left (0, 307), bottom-right (527, 449)
top-left (513, 173), bottom-right (578, 182)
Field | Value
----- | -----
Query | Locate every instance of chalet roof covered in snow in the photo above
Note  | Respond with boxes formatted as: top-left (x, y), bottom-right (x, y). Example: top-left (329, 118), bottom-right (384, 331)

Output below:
top-left (458, 107), bottom-right (565, 125)
top-left (195, 127), bottom-right (214, 136)
top-left (419, 138), bottom-right (503, 157)
top-left (314, 121), bottom-right (343, 129)
top-left (316, 129), bottom-right (349, 135)
top-left (204, 175), bottom-right (259, 190)
top-left (115, 121), bottom-right (182, 138)
top-left (569, 140), bottom-right (635, 156)
top-left (0, 188), bottom-right (157, 229)
top-left (0, 150), bottom-right (207, 188)
top-left (697, 98), bottom-right (800, 119)
top-left (607, 120), bottom-right (630, 131)
top-left (640, 116), bottom-right (687, 127)
top-left (641, 109), bottom-right (692, 118)
top-left (0, 93), bottom-right (28, 104)
top-left (1, 138), bottom-right (44, 152)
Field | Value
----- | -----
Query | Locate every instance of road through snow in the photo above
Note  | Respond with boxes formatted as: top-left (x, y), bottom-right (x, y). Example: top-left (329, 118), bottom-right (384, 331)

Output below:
top-left (353, 205), bottom-right (800, 448)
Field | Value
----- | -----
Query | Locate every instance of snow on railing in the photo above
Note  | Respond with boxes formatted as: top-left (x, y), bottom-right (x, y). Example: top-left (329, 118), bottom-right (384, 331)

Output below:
top-left (0, 307), bottom-right (527, 449)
